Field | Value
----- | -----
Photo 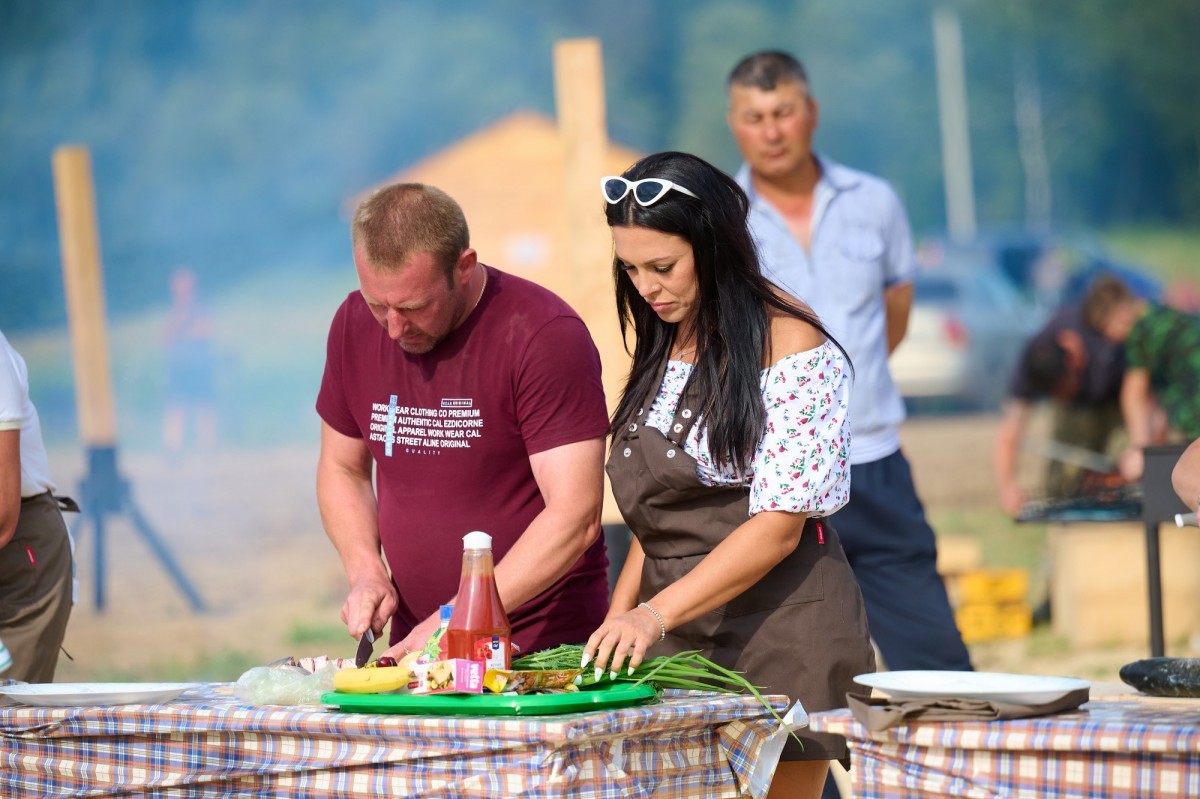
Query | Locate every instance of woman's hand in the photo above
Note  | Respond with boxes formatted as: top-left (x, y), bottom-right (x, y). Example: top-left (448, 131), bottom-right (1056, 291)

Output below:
top-left (582, 604), bottom-right (663, 679)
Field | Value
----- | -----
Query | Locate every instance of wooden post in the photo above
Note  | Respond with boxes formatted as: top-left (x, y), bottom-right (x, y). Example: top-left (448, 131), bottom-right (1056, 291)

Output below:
top-left (50, 145), bottom-right (208, 611)
top-left (553, 38), bottom-right (608, 294)
top-left (554, 38), bottom-right (630, 528)
top-left (553, 38), bottom-right (625, 408)
top-left (933, 6), bottom-right (977, 242)
top-left (52, 145), bottom-right (117, 447)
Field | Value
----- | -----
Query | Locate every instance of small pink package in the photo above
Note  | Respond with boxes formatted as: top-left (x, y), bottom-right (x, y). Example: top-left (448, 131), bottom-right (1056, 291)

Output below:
top-left (411, 659), bottom-right (485, 695)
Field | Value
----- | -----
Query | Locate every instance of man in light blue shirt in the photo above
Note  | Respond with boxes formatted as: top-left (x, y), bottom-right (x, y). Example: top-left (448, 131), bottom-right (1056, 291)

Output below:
top-left (728, 51), bottom-right (971, 674)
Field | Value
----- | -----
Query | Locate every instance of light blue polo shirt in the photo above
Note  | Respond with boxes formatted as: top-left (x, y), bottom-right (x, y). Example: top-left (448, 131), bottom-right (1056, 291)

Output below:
top-left (736, 155), bottom-right (916, 465)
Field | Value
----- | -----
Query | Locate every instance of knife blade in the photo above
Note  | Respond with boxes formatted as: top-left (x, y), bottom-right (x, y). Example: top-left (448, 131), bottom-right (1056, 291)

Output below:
top-left (355, 628), bottom-right (375, 668)
top-left (1022, 438), bottom-right (1118, 473)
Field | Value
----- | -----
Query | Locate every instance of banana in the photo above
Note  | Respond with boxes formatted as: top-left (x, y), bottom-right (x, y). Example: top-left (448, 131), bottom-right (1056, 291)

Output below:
top-left (333, 665), bottom-right (415, 694)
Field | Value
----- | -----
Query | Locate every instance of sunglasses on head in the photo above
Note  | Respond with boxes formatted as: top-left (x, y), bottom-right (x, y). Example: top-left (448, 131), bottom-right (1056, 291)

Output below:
top-left (601, 176), bottom-right (699, 206)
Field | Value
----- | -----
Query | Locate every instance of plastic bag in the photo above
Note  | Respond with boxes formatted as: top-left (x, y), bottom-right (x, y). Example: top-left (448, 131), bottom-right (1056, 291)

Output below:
top-left (233, 662), bottom-right (339, 706)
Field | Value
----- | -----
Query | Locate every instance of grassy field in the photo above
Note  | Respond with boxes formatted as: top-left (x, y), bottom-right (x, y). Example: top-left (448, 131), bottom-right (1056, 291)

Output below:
top-left (1103, 226), bottom-right (1200, 285)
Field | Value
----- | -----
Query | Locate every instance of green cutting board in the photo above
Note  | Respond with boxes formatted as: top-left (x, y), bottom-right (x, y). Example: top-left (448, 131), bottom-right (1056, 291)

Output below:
top-left (322, 682), bottom-right (659, 716)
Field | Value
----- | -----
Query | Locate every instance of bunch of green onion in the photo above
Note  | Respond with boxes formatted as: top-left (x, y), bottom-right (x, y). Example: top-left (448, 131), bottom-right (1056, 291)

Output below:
top-left (515, 644), bottom-right (752, 692)
top-left (512, 644), bottom-right (795, 740)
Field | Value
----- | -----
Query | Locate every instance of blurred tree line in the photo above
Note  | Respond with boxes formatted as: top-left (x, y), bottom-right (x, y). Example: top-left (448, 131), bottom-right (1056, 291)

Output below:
top-left (1, 0), bottom-right (1196, 332)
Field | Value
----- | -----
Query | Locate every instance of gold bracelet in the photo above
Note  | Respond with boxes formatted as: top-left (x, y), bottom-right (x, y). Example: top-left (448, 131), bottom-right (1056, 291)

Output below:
top-left (638, 602), bottom-right (667, 642)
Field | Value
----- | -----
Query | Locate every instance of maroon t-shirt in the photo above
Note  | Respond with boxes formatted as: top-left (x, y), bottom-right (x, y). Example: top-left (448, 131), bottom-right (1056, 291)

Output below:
top-left (316, 265), bottom-right (611, 653)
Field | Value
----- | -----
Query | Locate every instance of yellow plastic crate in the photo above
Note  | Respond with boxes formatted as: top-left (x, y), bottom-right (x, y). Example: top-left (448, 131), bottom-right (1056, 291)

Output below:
top-left (954, 568), bottom-right (1029, 605)
top-left (955, 601), bottom-right (1032, 643)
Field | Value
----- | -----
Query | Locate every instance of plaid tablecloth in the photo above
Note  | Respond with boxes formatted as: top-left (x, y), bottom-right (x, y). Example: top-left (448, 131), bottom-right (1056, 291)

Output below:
top-left (0, 684), bottom-right (789, 798)
top-left (810, 696), bottom-right (1200, 798)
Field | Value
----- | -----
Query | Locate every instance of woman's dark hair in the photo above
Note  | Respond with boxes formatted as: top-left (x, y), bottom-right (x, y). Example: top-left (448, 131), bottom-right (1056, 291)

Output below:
top-left (606, 151), bottom-right (847, 473)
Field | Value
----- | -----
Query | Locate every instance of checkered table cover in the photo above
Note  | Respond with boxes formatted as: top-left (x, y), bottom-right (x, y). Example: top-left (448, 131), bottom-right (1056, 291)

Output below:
top-left (0, 683), bottom-right (788, 798)
top-left (810, 698), bottom-right (1200, 798)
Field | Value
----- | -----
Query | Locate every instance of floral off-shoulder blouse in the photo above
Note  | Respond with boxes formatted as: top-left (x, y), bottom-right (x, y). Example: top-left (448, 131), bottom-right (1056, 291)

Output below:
top-left (643, 340), bottom-right (851, 516)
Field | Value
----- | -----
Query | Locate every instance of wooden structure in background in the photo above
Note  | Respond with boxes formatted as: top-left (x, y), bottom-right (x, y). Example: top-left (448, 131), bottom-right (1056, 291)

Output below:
top-left (1049, 521), bottom-right (1200, 650)
top-left (52, 147), bottom-right (118, 448)
top-left (552, 38), bottom-right (626, 409)
top-left (51, 145), bottom-right (206, 611)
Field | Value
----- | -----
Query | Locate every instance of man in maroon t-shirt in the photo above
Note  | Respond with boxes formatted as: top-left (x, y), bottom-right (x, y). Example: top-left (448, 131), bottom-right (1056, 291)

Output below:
top-left (316, 182), bottom-right (611, 660)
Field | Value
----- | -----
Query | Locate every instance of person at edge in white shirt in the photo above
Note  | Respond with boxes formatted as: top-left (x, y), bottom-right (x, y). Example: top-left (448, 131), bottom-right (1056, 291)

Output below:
top-left (0, 329), bottom-right (75, 682)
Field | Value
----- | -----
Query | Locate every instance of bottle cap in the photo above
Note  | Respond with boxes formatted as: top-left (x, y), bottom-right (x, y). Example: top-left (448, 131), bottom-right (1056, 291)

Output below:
top-left (439, 604), bottom-right (453, 622)
top-left (463, 530), bottom-right (492, 550)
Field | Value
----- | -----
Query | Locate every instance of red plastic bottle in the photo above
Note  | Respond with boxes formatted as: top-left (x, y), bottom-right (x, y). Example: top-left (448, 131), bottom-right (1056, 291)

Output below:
top-left (444, 531), bottom-right (511, 670)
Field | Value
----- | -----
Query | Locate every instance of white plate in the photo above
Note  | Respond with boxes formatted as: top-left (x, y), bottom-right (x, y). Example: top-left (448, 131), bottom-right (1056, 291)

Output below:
top-left (853, 671), bottom-right (1090, 705)
top-left (0, 682), bottom-right (202, 707)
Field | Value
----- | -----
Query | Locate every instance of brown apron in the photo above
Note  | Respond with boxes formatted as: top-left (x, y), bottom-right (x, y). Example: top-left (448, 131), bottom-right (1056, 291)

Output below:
top-left (606, 357), bottom-right (875, 761)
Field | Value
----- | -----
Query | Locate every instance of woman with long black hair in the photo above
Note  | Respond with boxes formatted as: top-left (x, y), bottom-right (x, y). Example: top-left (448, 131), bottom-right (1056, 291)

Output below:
top-left (583, 151), bottom-right (874, 798)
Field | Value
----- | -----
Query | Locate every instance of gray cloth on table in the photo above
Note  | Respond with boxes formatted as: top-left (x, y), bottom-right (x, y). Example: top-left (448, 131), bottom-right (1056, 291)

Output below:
top-left (847, 687), bottom-right (1090, 732)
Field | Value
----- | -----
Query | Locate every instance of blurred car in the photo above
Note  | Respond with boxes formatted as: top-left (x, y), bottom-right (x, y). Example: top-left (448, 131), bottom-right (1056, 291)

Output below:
top-left (890, 254), bottom-right (1046, 410)
top-left (918, 230), bottom-right (1162, 312)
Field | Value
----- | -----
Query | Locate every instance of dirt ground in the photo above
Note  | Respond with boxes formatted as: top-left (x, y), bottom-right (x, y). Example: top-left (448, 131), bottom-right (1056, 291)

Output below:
top-left (47, 411), bottom-right (1194, 684)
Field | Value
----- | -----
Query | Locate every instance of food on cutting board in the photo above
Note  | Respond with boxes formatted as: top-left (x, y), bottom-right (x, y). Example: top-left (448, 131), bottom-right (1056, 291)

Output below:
top-left (483, 668), bottom-right (583, 695)
top-left (1119, 657), bottom-right (1200, 697)
top-left (412, 659), bottom-right (484, 695)
top-left (279, 655), bottom-right (358, 672)
top-left (333, 664), bottom-right (417, 694)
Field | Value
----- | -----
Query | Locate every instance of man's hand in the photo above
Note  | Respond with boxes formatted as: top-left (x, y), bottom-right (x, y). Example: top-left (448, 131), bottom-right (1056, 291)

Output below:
top-left (884, 281), bottom-right (914, 354)
top-left (994, 401), bottom-right (1032, 517)
top-left (1119, 446), bottom-right (1145, 482)
top-left (387, 613), bottom-right (441, 661)
top-left (998, 483), bottom-right (1025, 518)
top-left (0, 429), bottom-right (20, 548)
top-left (342, 574), bottom-right (400, 641)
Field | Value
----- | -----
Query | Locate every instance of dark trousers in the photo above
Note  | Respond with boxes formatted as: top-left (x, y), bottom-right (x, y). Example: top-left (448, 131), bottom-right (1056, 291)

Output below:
top-left (828, 449), bottom-right (972, 671)
top-left (0, 493), bottom-right (73, 683)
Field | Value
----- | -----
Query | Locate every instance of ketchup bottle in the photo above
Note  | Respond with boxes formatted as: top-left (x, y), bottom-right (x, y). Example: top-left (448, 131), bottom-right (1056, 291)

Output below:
top-left (444, 531), bottom-right (511, 670)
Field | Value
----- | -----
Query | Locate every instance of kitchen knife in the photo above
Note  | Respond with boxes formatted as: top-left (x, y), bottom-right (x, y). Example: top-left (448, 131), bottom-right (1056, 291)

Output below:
top-left (1022, 438), bottom-right (1117, 473)
top-left (355, 629), bottom-right (375, 668)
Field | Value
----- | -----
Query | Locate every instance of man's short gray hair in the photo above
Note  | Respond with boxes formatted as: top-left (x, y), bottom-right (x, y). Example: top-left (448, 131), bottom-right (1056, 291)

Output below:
top-left (728, 50), bottom-right (810, 92)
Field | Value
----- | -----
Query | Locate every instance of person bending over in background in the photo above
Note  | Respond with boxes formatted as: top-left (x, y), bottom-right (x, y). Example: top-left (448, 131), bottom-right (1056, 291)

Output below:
top-left (1084, 275), bottom-right (1200, 482)
top-left (994, 296), bottom-right (1126, 516)
top-left (725, 50), bottom-right (971, 674)
top-left (0, 329), bottom-right (75, 682)
top-left (584, 152), bottom-right (874, 799)
top-left (315, 182), bottom-right (611, 662)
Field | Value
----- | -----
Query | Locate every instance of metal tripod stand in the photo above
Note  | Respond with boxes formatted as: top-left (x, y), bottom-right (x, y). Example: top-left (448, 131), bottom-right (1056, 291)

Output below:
top-left (76, 445), bottom-right (207, 611)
